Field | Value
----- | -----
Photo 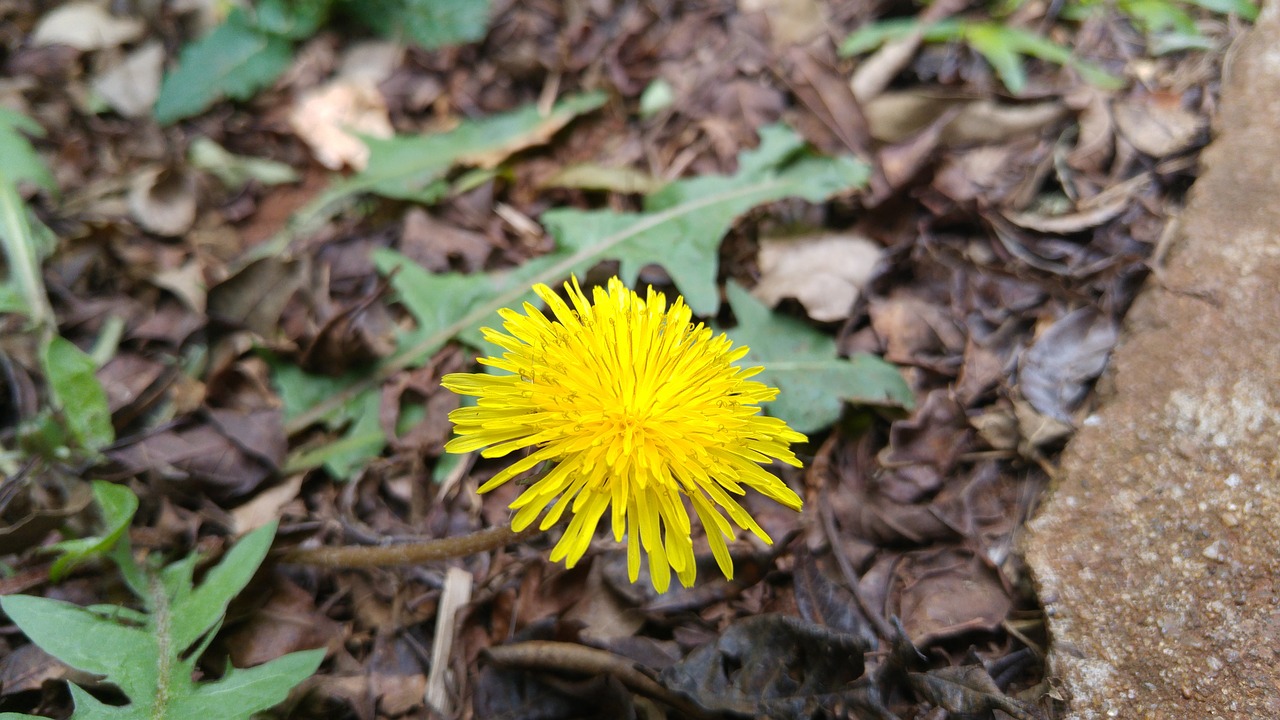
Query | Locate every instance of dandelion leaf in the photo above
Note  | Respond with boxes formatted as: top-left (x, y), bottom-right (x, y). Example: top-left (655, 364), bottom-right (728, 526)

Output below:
top-left (542, 123), bottom-right (871, 314)
top-left (0, 522), bottom-right (323, 720)
top-left (154, 9), bottom-right (293, 125)
top-left (0, 108), bottom-right (56, 193)
top-left (723, 281), bottom-right (913, 433)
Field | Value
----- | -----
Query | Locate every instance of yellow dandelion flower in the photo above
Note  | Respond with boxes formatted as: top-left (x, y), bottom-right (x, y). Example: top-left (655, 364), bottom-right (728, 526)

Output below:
top-left (441, 276), bottom-right (806, 592)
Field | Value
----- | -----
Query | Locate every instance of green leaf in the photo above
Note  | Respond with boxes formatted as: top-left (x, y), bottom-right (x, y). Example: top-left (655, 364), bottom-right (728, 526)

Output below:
top-left (723, 282), bottom-right (913, 434)
top-left (543, 163), bottom-right (667, 195)
top-left (839, 17), bottom-right (925, 55)
top-left (46, 481), bottom-right (139, 581)
top-left (0, 282), bottom-right (24, 313)
top-left (0, 167), bottom-right (55, 328)
top-left (345, 91), bottom-right (608, 202)
top-left (253, 0), bottom-right (334, 39)
top-left (154, 9), bottom-right (293, 125)
top-left (240, 92), bottom-right (607, 270)
top-left (543, 123), bottom-right (870, 314)
top-left (344, 0), bottom-right (492, 49)
top-left (964, 25), bottom-right (1029, 94)
top-left (0, 109), bottom-right (56, 193)
top-left (1184, 0), bottom-right (1258, 20)
top-left (168, 649), bottom-right (326, 719)
top-left (166, 522), bottom-right (277, 650)
top-left (189, 136), bottom-right (300, 189)
top-left (41, 336), bottom-right (114, 451)
top-left (0, 522), bottom-right (322, 720)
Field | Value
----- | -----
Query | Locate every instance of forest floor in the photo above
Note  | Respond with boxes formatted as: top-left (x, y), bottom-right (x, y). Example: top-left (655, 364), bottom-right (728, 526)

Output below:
top-left (0, 1), bottom-right (1260, 719)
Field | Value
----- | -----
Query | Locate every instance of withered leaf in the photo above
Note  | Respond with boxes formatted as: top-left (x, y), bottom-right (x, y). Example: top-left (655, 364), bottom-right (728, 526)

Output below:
top-left (908, 663), bottom-right (1045, 720)
top-left (660, 614), bottom-right (880, 719)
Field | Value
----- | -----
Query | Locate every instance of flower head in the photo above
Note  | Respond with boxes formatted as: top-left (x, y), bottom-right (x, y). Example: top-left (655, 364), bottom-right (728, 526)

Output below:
top-left (442, 276), bottom-right (805, 592)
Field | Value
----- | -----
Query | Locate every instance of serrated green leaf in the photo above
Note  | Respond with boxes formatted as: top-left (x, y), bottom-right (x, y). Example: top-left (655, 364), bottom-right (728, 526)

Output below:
top-left (240, 92), bottom-right (607, 271)
top-left (0, 594), bottom-right (157, 698)
top-left (722, 282), bottom-right (912, 433)
top-left (170, 649), bottom-right (325, 719)
top-left (282, 124), bottom-right (870, 468)
top-left (0, 109), bottom-right (56, 194)
top-left (3, 521), bottom-right (318, 720)
top-left (41, 336), bottom-right (114, 451)
top-left (344, 91), bottom-right (608, 202)
top-left (154, 9), bottom-right (293, 125)
top-left (544, 123), bottom-right (870, 314)
top-left (46, 480), bottom-right (138, 581)
top-left (167, 522), bottom-right (276, 650)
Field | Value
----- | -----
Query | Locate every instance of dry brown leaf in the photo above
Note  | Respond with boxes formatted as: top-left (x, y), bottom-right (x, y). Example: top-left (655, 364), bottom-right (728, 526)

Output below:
top-left (230, 474), bottom-right (306, 536)
top-left (865, 91), bottom-right (1065, 146)
top-left (92, 41), bottom-right (165, 118)
top-left (128, 167), bottom-right (198, 237)
top-left (1112, 95), bottom-right (1205, 158)
top-left (753, 233), bottom-right (882, 322)
top-left (290, 80), bottom-right (393, 170)
top-left (739, 0), bottom-right (829, 49)
top-left (32, 2), bottom-right (145, 51)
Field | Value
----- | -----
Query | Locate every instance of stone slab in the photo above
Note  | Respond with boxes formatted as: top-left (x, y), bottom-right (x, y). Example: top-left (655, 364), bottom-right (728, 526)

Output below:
top-left (1024, 6), bottom-right (1280, 719)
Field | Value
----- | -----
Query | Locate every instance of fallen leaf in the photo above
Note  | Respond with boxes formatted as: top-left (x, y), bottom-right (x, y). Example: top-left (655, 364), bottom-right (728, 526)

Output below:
top-left (129, 166), bottom-right (198, 237)
top-left (91, 41), bottom-right (166, 118)
top-left (1002, 187), bottom-right (1133, 234)
top-left (908, 663), bottom-right (1045, 720)
top-left (399, 208), bottom-right (491, 273)
top-left (230, 474), bottom-right (305, 536)
top-left (661, 614), bottom-right (883, 720)
top-left (541, 163), bottom-right (667, 195)
top-left (32, 2), bottom-right (145, 51)
top-left (290, 79), bottom-right (394, 170)
top-left (223, 576), bottom-right (342, 668)
top-left (864, 91), bottom-right (1066, 146)
top-left (188, 137), bottom-right (300, 189)
top-left (1112, 95), bottom-right (1205, 158)
top-left (753, 232), bottom-right (882, 322)
top-left (739, 0), bottom-right (829, 49)
top-left (891, 548), bottom-right (1012, 646)
top-left (1019, 307), bottom-right (1117, 422)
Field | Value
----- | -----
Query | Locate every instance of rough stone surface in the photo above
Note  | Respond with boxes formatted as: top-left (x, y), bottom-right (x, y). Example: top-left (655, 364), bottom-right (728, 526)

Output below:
top-left (1024, 7), bottom-right (1280, 719)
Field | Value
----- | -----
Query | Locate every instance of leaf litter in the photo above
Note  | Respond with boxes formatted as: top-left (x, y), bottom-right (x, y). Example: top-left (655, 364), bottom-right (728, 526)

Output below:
top-left (0, 0), bottom-right (1250, 718)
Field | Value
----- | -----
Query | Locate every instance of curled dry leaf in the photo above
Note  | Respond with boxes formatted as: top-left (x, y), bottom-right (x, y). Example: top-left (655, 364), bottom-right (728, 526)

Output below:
top-left (739, 0), bottom-right (829, 50)
top-left (290, 80), bottom-right (394, 170)
top-left (1019, 307), bottom-right (1118, 422)
top-left (1112, 95), bottom-right (1205, 159)
top-left (31, 2), bottom-right (145, 51)
top-left (908, 663), bottom-right (1046, 720)
top-left (660, 614), bottom-right (878, 719)
top-left (1001, 188), bottom-right (1130, 234)
top-left (864, 91), bottom-right (1066, 146)
top-left (753, 232), bottom-right (882, 322)
top-left (92, 41), bottom-right (165, 118)
top-left (129, 166), bottom-right (198, 237)
top-left (891, 547), bottom-right (1012, 646)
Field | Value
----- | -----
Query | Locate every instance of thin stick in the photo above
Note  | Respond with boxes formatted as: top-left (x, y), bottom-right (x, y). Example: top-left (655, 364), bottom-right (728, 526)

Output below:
top-left (283, 525), bottom-right (534, 568)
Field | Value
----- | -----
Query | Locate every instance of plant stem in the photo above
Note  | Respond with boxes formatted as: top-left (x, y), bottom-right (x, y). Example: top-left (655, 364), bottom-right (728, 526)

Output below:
top-left (283, 524), bottom-right (535, 568)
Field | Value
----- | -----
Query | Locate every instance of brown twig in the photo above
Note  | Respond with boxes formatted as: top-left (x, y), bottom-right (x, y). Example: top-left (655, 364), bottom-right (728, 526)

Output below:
top-left (283, 524), bottom-right (535, 568)
top-left (485, 641), bottom-right (716, 719)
